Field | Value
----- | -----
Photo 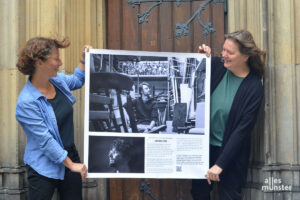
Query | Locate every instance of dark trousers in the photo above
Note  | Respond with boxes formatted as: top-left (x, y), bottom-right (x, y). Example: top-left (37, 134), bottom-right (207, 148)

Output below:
top-left (191, 146), bottom-right (242, 200)
top-left (27, 145), bottom-right (82, 200)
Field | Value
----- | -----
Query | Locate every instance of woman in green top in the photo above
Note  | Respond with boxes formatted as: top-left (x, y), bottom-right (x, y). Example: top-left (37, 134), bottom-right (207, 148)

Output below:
top-left (192, 30), bottom-right (265, 200)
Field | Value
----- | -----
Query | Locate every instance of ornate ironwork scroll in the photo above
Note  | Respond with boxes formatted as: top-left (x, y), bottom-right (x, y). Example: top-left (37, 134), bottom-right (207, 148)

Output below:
top-left (138, 1), bottom-right (163, 24)
top-left (128, 0), bottom-right (222, 38)
top-left (139, 180), bottom-right (159, 200)
top-left (176, 0), bottom-right (215, 38)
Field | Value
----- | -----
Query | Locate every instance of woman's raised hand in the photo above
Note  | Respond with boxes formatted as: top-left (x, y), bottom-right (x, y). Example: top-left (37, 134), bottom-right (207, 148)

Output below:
top-left (81, 45), bottom-right (93, 60)
top-left (79, 45), bottom-right (93, 71)
top-left (198, 44), bottom-right (211, 57)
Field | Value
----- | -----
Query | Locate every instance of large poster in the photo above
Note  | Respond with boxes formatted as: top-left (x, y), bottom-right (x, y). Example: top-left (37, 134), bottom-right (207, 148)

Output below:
top-left (84, 49), bottom-right (210, 179)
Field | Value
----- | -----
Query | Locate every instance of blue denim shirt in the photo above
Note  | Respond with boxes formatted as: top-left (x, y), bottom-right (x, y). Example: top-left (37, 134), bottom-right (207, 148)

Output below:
top-left (15, 67), bottom-right (85, 180)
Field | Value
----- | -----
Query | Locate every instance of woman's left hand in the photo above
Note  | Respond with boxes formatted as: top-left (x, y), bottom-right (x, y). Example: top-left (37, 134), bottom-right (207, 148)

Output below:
top-left (205, 164), bottom-right (223, 184)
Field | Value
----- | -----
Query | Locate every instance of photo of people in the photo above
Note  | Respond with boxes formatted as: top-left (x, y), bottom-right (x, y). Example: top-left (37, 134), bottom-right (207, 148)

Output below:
top-left (88, 50), bottom-right (207, 135)
top-left (88, 136), bottom-right (145, 173)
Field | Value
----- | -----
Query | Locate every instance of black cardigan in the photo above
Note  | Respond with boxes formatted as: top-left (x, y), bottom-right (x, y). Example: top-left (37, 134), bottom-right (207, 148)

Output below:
top-left (210, 57), bottom-right (264, 188)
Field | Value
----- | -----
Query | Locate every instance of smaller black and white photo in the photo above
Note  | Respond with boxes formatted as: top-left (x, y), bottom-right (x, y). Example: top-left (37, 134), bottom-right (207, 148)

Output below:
top-left (88, 135), bottom-right (145, 174)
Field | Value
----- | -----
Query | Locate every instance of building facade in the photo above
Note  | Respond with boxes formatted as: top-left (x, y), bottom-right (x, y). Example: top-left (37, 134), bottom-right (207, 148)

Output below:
top-left (0, 0), bottom-right (299, 199)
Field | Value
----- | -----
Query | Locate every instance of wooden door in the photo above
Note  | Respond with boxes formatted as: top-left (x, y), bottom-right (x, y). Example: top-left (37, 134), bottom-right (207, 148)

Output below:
top-left (106, 0), bottom-right (225, 199)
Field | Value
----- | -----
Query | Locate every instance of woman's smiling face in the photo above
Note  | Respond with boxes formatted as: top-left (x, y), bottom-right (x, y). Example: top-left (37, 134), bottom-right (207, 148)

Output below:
top-left (35, 48), bottom-right (63, 77)
top-left (221, 39), bottom-right (248, 71)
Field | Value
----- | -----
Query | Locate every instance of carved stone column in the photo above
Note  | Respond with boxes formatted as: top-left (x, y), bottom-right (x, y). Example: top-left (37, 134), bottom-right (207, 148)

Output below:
top-left (228, 0), bottom-right (300, 199)
top-left (0, 0), bottom-right (27, 199)
top-left (0, 0), bottom-right (107, 199)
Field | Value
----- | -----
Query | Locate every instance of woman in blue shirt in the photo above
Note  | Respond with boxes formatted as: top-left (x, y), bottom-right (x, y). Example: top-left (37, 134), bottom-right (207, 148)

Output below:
top-left (15, 37), bottom-right (91, 200)
top-left (191, 30), bottom-right (265, 200)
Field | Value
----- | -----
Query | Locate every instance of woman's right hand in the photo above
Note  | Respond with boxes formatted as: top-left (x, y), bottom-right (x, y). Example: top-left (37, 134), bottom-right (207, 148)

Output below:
top-left (198, 44), bottom-right (211, 57)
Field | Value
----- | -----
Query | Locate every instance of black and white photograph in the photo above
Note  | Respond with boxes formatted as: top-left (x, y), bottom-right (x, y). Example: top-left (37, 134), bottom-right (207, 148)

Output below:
top-left (88, 50), bottom-right (208, 135)
top-left (88, 136), bottom-right (145, 174)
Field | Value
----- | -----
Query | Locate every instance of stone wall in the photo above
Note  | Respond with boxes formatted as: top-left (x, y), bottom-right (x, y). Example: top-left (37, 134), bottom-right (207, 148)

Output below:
top-left (228, 0), bottom-right (300, 199)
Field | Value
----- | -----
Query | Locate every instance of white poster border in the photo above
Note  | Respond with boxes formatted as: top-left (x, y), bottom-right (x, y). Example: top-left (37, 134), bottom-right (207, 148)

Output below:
top-left (83, 49), bottom-right (210, 179)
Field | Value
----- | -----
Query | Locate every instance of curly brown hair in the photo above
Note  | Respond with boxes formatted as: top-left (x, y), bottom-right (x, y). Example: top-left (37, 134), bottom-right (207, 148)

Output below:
top-left (16, 37), bottom-right (70, 75)
top-left (225, 30), bottom-right (266, 79)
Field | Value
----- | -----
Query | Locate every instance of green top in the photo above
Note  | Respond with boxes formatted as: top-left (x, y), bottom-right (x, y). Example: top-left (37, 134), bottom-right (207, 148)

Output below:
top-left (210, 70), bottom-right (244, 147)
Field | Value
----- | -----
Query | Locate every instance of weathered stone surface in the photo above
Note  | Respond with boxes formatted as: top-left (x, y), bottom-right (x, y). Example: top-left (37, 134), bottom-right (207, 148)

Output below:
top-left (0, 1), bottom-right (107, 199)
top-left (228, 0), bottom-right (300, 198)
